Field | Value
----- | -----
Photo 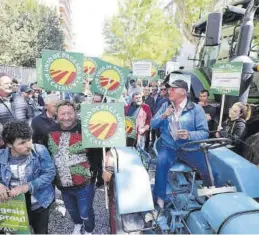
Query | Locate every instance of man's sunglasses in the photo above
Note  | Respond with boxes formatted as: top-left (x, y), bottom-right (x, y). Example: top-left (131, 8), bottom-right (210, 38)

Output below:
top-left (160, 88), bottom-right (167, 91)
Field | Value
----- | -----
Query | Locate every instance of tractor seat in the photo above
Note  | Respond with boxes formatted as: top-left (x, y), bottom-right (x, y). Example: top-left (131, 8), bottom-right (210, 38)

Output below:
top-left (169, 162), bottom-right (192, 173)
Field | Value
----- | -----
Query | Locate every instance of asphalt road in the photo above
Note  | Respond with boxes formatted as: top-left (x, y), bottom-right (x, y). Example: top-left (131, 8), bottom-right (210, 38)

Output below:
top-left (48, 187), bottom-right (110, 234)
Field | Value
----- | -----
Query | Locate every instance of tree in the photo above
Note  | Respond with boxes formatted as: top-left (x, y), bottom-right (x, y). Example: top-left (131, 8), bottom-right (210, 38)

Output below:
top-left (103, 0), bottom-right (182, 67)
top-left (172, 0), bottom-right (215, 44)
top-left (172, 0), bottom-right (235, 44)
top-left (0, 0), bottom-right (64, 67)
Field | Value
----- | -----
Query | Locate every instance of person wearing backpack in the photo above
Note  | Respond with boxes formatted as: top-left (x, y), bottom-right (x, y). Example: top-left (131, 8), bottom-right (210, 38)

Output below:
top-left (0, 120), bottom-right (56, 234)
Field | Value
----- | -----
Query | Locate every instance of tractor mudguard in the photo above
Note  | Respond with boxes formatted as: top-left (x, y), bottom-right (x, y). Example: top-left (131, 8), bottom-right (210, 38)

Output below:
top-left (209, 147), bottom-right (259, 198)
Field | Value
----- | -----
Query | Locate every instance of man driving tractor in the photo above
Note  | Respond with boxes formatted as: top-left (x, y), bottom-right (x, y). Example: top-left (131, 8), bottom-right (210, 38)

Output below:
top-left (151, 78), bottom-right (210, 216)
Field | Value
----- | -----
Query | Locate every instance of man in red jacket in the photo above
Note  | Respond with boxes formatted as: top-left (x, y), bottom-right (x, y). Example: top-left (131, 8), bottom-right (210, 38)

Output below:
top-left (125, 92), bottom-right (152, 148)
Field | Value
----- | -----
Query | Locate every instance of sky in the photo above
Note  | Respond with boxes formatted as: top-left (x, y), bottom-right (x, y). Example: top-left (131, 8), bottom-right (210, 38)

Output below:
top-left (71, 0), bottom-right (118, 57)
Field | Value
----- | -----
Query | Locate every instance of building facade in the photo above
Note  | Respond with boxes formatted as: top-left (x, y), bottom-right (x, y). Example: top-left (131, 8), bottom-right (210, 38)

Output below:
top-left (37, 0), bottom-right (74, 50)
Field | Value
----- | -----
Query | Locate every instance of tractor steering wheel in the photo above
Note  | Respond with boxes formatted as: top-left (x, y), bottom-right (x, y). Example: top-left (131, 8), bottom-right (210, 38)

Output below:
top-left (179, 138), bottom-right (232, 152)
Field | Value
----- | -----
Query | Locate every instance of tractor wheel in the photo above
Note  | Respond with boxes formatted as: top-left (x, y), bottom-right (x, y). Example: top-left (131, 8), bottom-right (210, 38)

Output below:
top-left (242, 133), bottom-right (259, 165)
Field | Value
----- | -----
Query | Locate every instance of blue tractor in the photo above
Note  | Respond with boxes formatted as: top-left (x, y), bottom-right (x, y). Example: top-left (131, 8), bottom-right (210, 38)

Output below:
top-left (109, 137), bottom-right (259, 234)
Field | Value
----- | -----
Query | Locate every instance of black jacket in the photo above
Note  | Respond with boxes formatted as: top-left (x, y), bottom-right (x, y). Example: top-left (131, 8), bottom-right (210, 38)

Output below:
top-left (31, 111), bottom-right (57, 144)
top-left (220, 118), bottom-right (247, 145)
top-left (143, 95), bottom-right (155, 114)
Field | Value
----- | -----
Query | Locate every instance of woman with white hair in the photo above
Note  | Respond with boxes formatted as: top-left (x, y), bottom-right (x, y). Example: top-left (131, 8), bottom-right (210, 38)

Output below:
top-left (31, 94), bottom-right (60, 144)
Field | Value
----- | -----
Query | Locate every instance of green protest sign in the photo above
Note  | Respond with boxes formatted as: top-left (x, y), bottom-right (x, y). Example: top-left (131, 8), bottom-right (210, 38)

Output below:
top-left (150, 61), bottom-right (160, 81)
top-left (81, 103), bottom-right (126, 148)
top-left (210, 62), bottom-right (243, 96)
top-left (42, 50), bottom-right (84, 93)
top-left (91, 60), bottom-right (128, 99)
top-left (84, 57), bottom-right (102, 79)
top-left (36, 58), bottom-right (43, 88)
top-left (125, 116), bottom-right (136, 139)
top-left (0, 194), bottom-right (30, 234)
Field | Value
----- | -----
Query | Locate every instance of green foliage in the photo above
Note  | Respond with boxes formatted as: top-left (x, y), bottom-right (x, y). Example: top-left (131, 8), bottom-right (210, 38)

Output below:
top-left (254, 22), bottom-right (259, 53)
top-left (103, 0), bottom-right (182, 67)
top-left (0, 0), bottom-right (64, 67)
top-left (174, 0), bottom-right (215, 44)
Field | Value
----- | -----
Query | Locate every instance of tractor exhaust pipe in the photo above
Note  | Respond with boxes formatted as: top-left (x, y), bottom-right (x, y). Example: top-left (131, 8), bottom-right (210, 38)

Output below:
top-left (235, 0), bottom-right (259, 56)
top-left (224, 0), bottom-right (259, 112)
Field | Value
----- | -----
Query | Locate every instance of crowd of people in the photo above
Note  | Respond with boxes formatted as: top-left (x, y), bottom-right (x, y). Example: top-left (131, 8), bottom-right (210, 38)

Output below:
top-left (0, 72), bottom-right (251, 234)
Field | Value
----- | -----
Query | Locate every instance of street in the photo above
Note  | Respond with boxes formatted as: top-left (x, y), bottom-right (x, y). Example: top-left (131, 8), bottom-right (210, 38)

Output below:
top-left (49, 188), bottom-right (110, 234)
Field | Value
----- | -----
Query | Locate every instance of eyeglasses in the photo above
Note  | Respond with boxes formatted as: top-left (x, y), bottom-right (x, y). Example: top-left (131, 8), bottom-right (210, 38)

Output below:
top-left (160, 88), bottom-right (167, 91)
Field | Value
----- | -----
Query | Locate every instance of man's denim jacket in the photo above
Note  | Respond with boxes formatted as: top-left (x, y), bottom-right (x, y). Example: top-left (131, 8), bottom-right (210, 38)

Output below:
top-left (0, 144), bottom-right (56, 208)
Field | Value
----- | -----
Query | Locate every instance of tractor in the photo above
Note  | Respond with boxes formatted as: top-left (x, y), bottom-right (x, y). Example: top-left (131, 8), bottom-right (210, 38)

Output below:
top-left (108, 137), bottom-right (259, 234)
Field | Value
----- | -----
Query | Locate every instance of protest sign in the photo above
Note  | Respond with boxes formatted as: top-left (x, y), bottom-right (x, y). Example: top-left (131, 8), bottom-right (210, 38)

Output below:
top-left (125, 116), bottom-right (136, 139)
top-left (84, 57), bottom-right (102, 79)
top-left (36, 58), bottom-right (43, 88)
top-left (42, 50), bottom-right (84, 93)
top-left (210, 62), bottom-right (243, 96)
top-left (132, 61), bottom-right (152, 77)
top-left (210, 62), bottom-right (243, 129)
top-left (0, 194), bottom-right (30, 234)
top-left (91, 60), bottom-right (128, 99)
top-left (81, 103), bottom-right (126, 148)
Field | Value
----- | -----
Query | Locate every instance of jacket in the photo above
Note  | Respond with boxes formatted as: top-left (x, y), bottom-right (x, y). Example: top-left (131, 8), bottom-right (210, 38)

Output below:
top-left (0, 95), bottom-right (34, 125)
top-left (143, 95), bottom-right (155, 114)
top-left (220, 118), bottom-right (247, 145)
top-left (31, 111), bottom-right (57, 144)
top-left (151, 100), bottom-right (209, 149)
top-left (45, 122), bottom-right (93, 188)
top-left (0, 144), bottom-right (56, 208)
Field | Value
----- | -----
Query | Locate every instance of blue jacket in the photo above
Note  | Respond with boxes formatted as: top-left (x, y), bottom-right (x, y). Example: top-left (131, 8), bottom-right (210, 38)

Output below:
top-left (151, 100), bottom-right (208, 148)
top-left (0, 144), bottom-right (56, 208)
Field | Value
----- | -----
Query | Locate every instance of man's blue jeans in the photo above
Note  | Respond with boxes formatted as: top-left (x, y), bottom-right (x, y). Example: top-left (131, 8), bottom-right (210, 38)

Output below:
top-left (61, 183), bottom-right (95, 233)
top-left (154, 145), bottom-right (211, 200)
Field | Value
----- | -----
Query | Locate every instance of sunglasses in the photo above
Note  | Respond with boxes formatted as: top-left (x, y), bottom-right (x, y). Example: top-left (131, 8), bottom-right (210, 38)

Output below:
top-left (160, 88), bottom-right (167, 91)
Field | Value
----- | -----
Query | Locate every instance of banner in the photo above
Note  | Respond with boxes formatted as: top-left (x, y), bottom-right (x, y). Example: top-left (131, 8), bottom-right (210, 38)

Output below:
top-left (125, 116), bottom-right (136, 139)
top-left (42, 50), bottom-right (84, 93)
top-left (0, 194), bottom-right (30, 234)
top-left (91, 60), bottom-right (128, 99)
top-left (81, 103), bottom-right (126, 148)
top-left (84, 57), bottom-right (101, 79)
top-left (132, 60), bottom-right (160, 80)
top-left (132, 61), bottom-right (152, 77)
top-left (210, 62), bottom-right (243, 96)
top-left (169, 73), bottom-right (191, 92)
top-left (36, 58), bottom-right (43, 88)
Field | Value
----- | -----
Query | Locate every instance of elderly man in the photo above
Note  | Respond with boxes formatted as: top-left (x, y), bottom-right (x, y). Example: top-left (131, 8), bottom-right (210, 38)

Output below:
top-left (31, 94), bottom-right (60, 144)
top-left (125, 92), bottom-right (152, 148)
top-left (0, 73), bottom-right (30, 125)
top-left (151, 79), bottom-right (209, 213)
